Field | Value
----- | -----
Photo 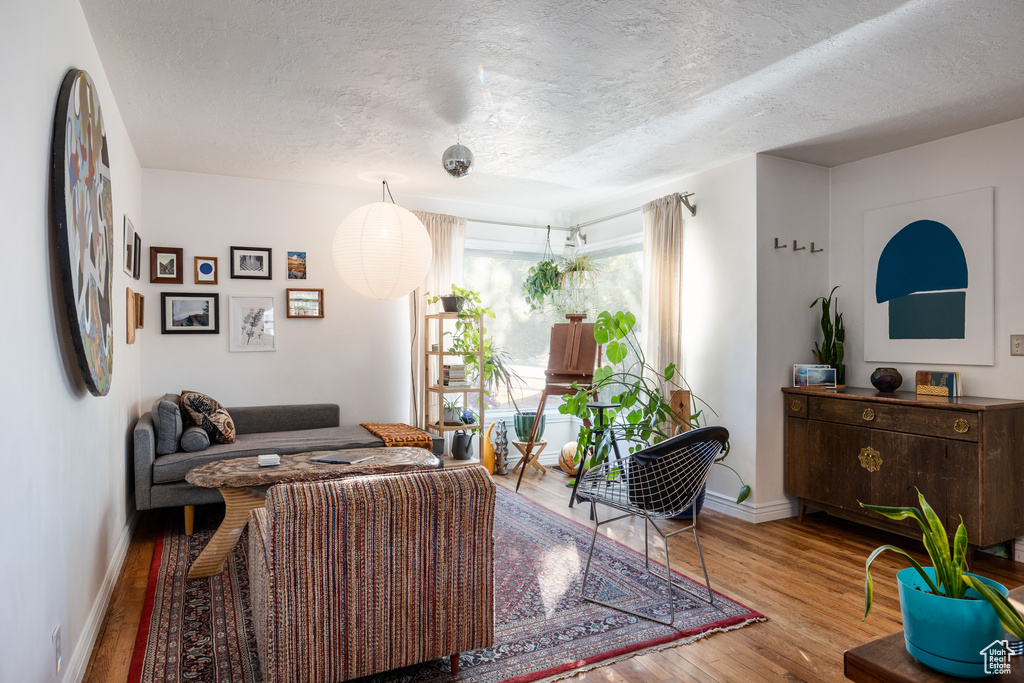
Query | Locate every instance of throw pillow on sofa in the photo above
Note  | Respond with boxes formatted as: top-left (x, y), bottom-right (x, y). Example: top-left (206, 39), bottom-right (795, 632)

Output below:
top-left (180, 425), bottom-right (211, 452)
top-left (152, 393), bottom-right (184, 455)
top-left (180, 390), bottom-right (236, 444)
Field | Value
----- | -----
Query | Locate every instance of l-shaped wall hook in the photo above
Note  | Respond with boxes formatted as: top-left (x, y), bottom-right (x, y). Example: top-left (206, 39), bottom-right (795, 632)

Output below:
top-left (811, 242), bottom-right (824, 253)
top-left (774, 238), bottom-right (788, 249)
top-left (792, 240), bottom-right (806, 251)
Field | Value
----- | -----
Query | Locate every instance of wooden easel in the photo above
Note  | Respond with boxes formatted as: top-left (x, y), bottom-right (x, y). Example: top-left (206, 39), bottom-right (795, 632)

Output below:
top-left (516, 314), bottom-right (599, 491)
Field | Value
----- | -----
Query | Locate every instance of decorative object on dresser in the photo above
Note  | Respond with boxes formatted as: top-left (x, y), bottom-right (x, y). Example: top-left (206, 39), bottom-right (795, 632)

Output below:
top-left (810, 285), bottom-right (845, 386)
top-left (285, 288), bottom-right (323, 318)
top-left (869, 367), bottom-right (903, 392)
top-left (194, 256), bottom-right (217, 284)
top-left (230, 246), bottom-right (272, 279)
top-left (860, 491), bottom-right (1024, 677)
top-left (863, 187), bottom-right (994, 365)
top-left (160, 292), bottom-right (219, 334)
top-left (52, 69), bottom-right (114, 397)
top-left (150, 246), bottom-right (184, 284)
top-left (915, 370), bottom-right (961, 397)
top-left (229, 296), bottom-right (275, 351)
top-left (782, 386), bottom-right (1024, 551)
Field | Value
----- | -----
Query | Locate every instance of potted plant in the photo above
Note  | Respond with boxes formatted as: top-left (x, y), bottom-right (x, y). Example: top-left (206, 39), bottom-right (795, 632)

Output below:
top-left (521, 255), bottom-right (599, 320)
top-left (558, 310), bottom-right (750, 505)
top-left (861, 491), bottom-right (1024, 677)
top-left (810, 285), bottom-right (845, 386)
top-left (426, 283), bottom-right (479, 313)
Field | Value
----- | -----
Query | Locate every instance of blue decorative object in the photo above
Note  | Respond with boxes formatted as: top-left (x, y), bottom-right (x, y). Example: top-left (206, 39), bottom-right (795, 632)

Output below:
top-left (897, 567), bottom-right (1007, 678)
top-left (876, 220), bottom-right (968, 341)
top-left (869, 367), bottom-right (903, 393)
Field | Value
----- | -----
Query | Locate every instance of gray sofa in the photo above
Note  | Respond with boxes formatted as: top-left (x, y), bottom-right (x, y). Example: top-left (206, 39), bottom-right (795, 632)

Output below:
top-left (134, 397), bottom-right (443, 520)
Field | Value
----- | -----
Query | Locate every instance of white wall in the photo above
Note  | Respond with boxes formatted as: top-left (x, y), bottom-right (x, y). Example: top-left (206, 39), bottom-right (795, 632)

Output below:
top-left (140, 171), bottom-right (561, 421)
top-left (0, 1), bottom-right (143, 680)
top-left (830, 116), bottom-right (1024, 397)
top-left (754, 155), bottom-right (830, 517)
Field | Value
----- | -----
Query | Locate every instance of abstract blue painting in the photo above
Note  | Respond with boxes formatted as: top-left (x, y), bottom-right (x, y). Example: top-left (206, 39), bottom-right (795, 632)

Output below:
top-left (863, 188), bottom-right (993, 365)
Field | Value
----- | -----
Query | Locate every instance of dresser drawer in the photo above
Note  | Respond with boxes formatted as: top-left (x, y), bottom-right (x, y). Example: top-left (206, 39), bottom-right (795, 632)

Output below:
top-left (808, 396), bottom-right (980, 442)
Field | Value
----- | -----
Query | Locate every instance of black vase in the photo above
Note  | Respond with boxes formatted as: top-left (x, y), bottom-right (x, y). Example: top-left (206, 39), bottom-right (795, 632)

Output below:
top-left (870, 367), bottom-right (903, 393)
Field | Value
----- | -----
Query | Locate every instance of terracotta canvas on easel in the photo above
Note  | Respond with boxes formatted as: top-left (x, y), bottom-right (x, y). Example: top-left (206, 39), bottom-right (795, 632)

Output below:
top-left (516, 315), bottom-right (599, 490)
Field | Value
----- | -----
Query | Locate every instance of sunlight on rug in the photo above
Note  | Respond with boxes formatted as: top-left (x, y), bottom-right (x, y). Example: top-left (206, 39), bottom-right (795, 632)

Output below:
top-left (130, 485), bottom-right (765, 682)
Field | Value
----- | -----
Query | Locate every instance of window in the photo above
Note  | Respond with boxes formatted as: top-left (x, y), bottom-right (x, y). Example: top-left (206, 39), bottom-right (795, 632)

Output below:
top-left (464, 243), bottom-right (642, 412)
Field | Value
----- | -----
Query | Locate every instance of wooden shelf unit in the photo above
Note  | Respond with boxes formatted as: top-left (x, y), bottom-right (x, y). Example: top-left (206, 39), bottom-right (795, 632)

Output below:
top-left (423, 312), bottom-right (485, 457)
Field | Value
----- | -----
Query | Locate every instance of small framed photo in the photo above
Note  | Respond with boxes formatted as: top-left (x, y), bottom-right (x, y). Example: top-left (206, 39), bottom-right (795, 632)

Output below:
top-left (230, 246), bottom-right (272, 280)
top-left (287, 251), bottom-right (307, 279)
top-left (123, 217), bottom-right (136, 276)
top-left (134, 292), bottom-right (145, 329)
top-left (161, 292), bottom-right (219, 334)
top-left (793, 364), bottom-right (836, 388)
top-left (194, 256), bottom-right (218, 285)
top-left (286, 288), bottom-right (324, 318)
top-left (132, 233), bottom-right (142, 280)
top-left (150, 247), bottom-right (184, 284)
top-left (230, 296), bottom-right (275, 351)
top-left (126, 288), bottom-right (136, 344)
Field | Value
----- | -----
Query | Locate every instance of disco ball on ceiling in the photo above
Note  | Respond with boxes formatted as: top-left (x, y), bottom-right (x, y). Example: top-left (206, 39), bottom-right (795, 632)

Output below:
top-left (442, 141), bottom-right (474, 178)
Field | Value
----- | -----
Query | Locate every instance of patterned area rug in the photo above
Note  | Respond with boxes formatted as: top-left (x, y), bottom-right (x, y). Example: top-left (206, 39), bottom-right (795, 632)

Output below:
top-left (130, 486), bottom-right (765, 682)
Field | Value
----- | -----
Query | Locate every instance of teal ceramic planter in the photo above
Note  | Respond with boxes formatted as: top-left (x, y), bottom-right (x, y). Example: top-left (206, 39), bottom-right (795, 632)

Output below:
top-left (513, 412), bottom-right (546, 442)
top-left (897, 567), bottom-right (1008, 678)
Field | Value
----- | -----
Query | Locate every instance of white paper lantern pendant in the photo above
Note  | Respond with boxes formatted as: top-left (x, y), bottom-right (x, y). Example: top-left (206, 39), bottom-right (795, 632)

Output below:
top-left (332, 180), bottom-right (432, 301)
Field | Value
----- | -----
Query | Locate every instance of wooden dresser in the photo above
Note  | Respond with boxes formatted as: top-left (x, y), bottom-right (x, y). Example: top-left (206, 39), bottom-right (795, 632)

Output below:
top-left (782, 387), bottom-right (1024, 548)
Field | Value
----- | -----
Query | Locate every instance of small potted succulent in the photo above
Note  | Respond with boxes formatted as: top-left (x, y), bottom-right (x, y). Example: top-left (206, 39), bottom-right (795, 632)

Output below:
top-left (861, 491), bottom-right (1024, 677)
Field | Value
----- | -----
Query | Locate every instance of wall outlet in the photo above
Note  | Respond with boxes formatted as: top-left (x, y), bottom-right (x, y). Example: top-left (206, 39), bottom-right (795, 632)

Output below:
top-left (52, 624), bottom-right (61, 675)
top-left (1013, 335), bottom-right (1024, 356)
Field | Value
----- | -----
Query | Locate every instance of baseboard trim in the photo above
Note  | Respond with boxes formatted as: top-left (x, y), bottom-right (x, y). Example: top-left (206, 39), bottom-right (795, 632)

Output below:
top-left (65, 510), bottom-right (139, 683)
top-left (703, 491), bottom-right (798, 524)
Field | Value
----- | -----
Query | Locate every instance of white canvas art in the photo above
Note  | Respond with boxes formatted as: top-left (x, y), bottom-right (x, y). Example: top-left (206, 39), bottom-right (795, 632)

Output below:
top-left (863, 187), bottom-right (993, 365)
top-left (230, 296), bottom-right (275, 352)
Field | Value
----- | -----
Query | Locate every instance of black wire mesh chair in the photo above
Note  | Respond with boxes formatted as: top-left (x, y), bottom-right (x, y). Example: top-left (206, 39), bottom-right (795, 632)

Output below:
top-left (576, 425), bottom-right (729, 626)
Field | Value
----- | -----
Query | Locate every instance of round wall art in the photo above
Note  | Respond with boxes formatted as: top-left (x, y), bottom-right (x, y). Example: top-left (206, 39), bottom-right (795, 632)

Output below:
top-left (52, 69), bottom-right (113, 396)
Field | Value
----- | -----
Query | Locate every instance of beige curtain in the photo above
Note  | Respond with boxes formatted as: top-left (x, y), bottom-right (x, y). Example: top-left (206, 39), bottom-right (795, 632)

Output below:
top-left (409, 211), bottom-right (466, 427)
top-left (641, 193), bottom-right (685, 392)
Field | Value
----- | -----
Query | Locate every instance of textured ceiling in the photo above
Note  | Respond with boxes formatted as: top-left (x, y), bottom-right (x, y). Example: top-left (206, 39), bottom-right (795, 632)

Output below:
top-left (79, 0), bottom-right (1024, 213)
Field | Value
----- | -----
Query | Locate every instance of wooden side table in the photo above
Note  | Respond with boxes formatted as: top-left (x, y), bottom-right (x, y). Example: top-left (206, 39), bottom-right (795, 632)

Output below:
top-left (845, 585), bottom-right (1024, 681)
top-left (510, 440), bottom-right (547, 477)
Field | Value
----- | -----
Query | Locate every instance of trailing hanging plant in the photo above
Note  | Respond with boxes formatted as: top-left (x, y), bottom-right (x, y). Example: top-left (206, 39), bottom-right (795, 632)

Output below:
top-left (810, 285), bottom-right (845, 383)
top-left (523, 259), bottom-right (561, 311)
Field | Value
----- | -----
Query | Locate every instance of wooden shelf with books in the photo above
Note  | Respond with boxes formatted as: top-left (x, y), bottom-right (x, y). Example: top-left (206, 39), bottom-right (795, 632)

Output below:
top-left (423, 312), bottom-right (485, 458)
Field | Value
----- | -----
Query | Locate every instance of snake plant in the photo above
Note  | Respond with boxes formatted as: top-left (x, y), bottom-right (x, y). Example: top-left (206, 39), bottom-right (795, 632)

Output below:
top-left (861, 490), bottom-right (1024, 640)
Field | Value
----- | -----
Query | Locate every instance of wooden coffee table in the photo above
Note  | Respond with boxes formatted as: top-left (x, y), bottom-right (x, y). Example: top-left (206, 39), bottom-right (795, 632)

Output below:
top-left (184, 447), bottom-right (441, 579)
top-left (845, 585), bottom-right (1024, 681)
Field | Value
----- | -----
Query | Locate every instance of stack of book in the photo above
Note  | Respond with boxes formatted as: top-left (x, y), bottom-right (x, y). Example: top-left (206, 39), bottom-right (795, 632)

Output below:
top-left (915, 371), bottom-right (962, 397)
top-left (443, 364), bottom-right (470, 388)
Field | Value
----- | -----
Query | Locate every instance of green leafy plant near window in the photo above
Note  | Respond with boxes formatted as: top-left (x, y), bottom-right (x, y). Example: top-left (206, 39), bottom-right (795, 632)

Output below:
top-left (521, 255), bottom-right (598, 317)
top-left (523, 259), bottom-right (561, 311)
top-left (427, 285), bottom-right (524, 410)
top-left (861, 491), bottom-right (1024, 639)
top-left (811, 285), bottom-right (845, 383)
top-left (558, 310), bottom-right (750, 503)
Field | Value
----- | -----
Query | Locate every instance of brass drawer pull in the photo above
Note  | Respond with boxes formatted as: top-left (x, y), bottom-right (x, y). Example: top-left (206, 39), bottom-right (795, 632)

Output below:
top-left (791, 400), bottom-right (803, 412)
top-left (953, 418), bottom-right (970, 434)
top-left (859, 446), bottom-right (882, 472)
top-left (862, 408), bottom-right (875, 421)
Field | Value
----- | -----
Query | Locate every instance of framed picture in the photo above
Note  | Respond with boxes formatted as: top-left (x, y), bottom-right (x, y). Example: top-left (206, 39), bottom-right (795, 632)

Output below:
top-left (134, 292), bottom-right (145, 329)
top-left (160, 292), bottom-right (219, 334)
top-left (123, 217), bottom-right (135, 276)
top-left (230, 296), bottom-right (275, 351)
top-left (126, 288), bottom-right (136, 344)
top-left (195, 256), bottom-right (218, 284)
top-left (132, 233), bottom-right (142, 280)
top-left (151, 247), bottom-right (184, 284)
top-left (230, 246), bottom-right (273, 279)
top-left (286, 288), bottom-right (324, 318)
top-left (287, 251), bottom-right (307, 279)
top-left (793, 364), bottom-right (836, 388)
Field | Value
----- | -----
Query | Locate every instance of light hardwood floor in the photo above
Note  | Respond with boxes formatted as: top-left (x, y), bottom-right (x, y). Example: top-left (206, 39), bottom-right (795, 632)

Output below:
top-left (85, 469), bottom-right (1024, 682)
